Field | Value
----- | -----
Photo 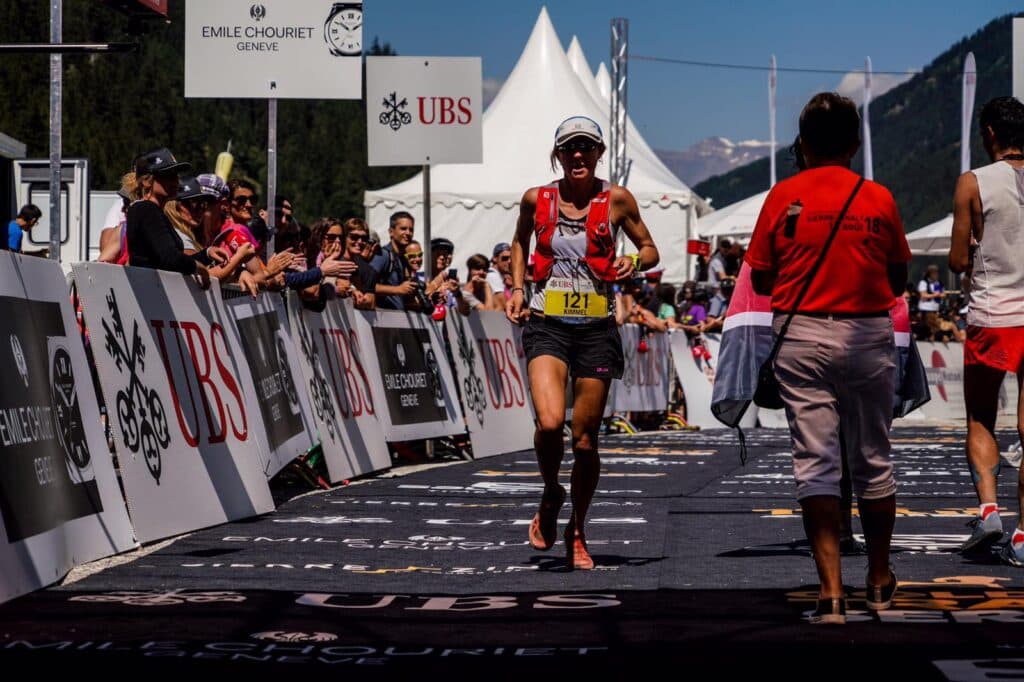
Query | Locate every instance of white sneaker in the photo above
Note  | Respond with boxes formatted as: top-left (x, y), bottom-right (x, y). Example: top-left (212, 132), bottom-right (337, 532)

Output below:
top-left (961, 512), bottom-right (1004, 555)
top-left (1004, 441), bottom-right (1023, 469)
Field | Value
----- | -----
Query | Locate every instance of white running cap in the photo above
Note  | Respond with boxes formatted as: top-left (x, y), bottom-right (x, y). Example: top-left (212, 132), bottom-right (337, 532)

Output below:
top-left (554, 116), bottom-right (603, 145)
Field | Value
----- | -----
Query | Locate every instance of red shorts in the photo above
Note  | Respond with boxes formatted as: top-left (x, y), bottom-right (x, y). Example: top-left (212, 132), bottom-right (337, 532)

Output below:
top-left (965, 325), bottom-right (1024, 373)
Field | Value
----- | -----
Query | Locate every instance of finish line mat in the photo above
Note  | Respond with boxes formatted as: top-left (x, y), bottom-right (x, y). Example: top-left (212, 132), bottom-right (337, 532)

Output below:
top-left (2, 425), bottom-right (1023, 678)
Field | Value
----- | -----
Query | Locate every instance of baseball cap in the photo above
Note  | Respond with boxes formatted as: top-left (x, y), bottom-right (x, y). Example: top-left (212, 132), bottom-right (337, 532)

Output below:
top-left (492, 242), bottom-right (511, 257)
top-left (197, 173), bottom-right (230, 200)
top-left (134, 147), bottom-right (191, 176)
top-left (554, 116), bottom-right (603, 146)
top-left (430, 237), bottom-right (455, 253)
top-left (177, 176), bottom-right (221, 201)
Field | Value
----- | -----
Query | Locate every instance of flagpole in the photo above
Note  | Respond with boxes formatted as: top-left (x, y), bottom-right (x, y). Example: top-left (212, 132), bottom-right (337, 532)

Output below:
top-left (863, 57), bottom-right (873, 181)
top-left (768, 55), bottom-right (777, 188)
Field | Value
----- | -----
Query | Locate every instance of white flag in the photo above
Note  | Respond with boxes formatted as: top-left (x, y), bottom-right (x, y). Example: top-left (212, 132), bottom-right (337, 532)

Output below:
top-left (863, 57), bottom-right (873, 181)
top-left (962, 52), bottom-right (977, 174)
top-left (769, 55), bottom-right (777, 187)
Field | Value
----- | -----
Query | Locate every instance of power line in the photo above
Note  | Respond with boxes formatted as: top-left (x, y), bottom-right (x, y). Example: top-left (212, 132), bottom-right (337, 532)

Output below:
top-left (630, 54), bottom-right (919, 76)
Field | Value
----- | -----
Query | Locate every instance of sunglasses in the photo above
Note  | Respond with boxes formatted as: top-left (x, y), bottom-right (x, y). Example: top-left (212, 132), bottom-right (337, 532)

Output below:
top-left (498, 255), bottom-right (511, 262)
top-left (557, 139), bottom-right (599, 154)
top-left (182, 197), bottom-right (213, 211)
top-left (405, 251), bottom-right (423, 260)
top-left (232, 195), bottom-right (257, 206)
top-left (323, 233), bottom-right (343, 242)
top-left (347, 233), bottom-right (369, 243)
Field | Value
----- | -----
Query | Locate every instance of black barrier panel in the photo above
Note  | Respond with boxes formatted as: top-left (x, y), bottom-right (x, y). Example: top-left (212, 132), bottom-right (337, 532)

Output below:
top-left (233, 311), bottom-right (304, 451)
top-left (0, 296), bottom-right (102, 542)
top-left (371, 326), bottom-right (448, 426)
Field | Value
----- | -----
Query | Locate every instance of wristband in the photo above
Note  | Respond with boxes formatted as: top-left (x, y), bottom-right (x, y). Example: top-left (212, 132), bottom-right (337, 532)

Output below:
top-left (511, 287), bottom-right (525, 296)
top-left (630, 253), bottom-right (641, 271)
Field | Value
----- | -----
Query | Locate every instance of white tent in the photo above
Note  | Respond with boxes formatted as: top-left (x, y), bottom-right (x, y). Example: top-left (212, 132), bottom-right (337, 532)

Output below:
top-left (365, 7), bottom-right (708, 283)
top-left (904, 214), bottom-right (952, 255)
top-left (696, 190), bottom-right (769, 240)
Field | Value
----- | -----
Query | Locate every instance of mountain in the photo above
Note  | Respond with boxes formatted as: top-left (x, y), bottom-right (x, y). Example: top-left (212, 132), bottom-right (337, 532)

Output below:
top-left (655, 137), bottom-right (773, 186)
top-left (693, 13), bottom-right (1019, 231)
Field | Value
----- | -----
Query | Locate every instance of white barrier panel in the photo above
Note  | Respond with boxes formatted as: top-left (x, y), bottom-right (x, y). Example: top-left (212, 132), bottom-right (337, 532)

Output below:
top-left (361, 310), bottom-right (465, 441)
top-left (612, 324), bottom-right (669, 412)
top-left (445, 310), bottom-right (533, 459)
top-left (222, 293), bottom-right (316, 477)
top-left (917, 342), bottom-right (1018, 422)
top-left (0, 254), bottom-right (137, 604)
top-left (668, 332), bottom-right (759, 429)
top-left (287, 294), bottom-right (390, 482)
top-left (73, 263), bottom-right (274, 543)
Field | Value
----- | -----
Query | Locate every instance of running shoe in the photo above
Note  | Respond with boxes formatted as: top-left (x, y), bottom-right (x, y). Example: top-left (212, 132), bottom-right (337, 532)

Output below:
top-left (865, 568), bottom-right (898, 611)
top-left (998, 542), bottom-right (1024, 568)
top-left (961, 512), bottom-right (1003, 555)
top-left (808, 597), bottom-right (846, 625)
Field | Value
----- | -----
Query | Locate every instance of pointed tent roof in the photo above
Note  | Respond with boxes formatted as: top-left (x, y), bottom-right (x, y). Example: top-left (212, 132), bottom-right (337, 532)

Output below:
top-left (366, 7), bottom-right (697, 209)
top-left (595, 62), bottom-right (611, 100)
top-left (562, 36), bottom-right (694, 198)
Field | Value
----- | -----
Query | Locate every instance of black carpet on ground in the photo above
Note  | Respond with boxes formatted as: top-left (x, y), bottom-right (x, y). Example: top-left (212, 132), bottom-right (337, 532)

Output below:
top-left (1, 425), bottom-right (1023, 677)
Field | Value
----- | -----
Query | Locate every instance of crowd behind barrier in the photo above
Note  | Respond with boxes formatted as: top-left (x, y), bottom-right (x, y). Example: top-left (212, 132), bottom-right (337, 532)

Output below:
top-left (0, 248), bottom-right (1011, 605)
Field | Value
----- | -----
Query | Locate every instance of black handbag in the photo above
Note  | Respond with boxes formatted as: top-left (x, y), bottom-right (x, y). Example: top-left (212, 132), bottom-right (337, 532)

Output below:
top-left (752, 177), bottom-right (865, 409)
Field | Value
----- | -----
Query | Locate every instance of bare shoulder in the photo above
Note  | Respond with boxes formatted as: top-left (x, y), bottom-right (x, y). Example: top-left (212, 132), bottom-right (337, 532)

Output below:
top-left (955, 170), bottom-right (980, 195)
top-left (609, 184), bottom-right (639, 210)
top-left (520, 186), bottom-right (541, 209)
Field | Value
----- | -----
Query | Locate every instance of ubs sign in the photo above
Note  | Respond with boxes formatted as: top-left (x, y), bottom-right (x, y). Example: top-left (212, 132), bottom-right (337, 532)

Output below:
top-left (366, 56), bottom-right (483, 166)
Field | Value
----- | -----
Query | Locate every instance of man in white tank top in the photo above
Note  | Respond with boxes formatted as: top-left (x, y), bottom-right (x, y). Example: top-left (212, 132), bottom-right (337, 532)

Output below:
top-left (949, 96), bottom-right (1024, 567)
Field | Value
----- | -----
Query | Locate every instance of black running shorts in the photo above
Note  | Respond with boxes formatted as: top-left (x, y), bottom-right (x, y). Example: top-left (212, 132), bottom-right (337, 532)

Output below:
top-left (521, 314), bottom-right (624, 380)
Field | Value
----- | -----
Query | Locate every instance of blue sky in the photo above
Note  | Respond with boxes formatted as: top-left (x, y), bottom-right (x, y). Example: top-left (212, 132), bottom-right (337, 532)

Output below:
top-left (365, 0), bottom-right (1019, 151)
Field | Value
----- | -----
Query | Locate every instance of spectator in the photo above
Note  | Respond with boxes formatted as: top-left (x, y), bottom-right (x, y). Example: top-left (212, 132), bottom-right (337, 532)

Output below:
top-left (336, 217), bottom-right (377, 309)
top-left (463, 253), bottom-right (496, 311)
top-left (174, 177), bottom-right (256, 293)
top-left (704, 238), bottom-right (731, 290)
top-left (676, 281), bottom-right (707, 335)
top-left (370, 211), bottom-right (418, 310)
top-left (405, 240), bottom-right (425, 284)
top-left (917, 264), bottom-right (945, 339)
top-left (424, 237), bottom-right (469, 316)
top-left (126, 148), bottom-right (214, 287)
top-left (7, 204), bottom-right (41, 253)
top-left (98, 172), bottom-right (138, 263)
top-left (487, 241), bottom-right (512, 305)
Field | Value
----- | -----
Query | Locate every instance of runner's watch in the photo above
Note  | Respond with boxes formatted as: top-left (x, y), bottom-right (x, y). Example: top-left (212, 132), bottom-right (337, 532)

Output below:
top-left (324, 2), bottom-right (363, 56)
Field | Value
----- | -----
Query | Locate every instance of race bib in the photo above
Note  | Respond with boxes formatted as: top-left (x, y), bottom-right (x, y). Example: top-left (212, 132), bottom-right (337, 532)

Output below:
top-left (543, 277), bottom-right (607, 318)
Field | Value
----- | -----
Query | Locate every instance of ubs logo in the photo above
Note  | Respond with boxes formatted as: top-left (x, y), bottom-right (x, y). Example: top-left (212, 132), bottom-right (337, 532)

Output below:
top-left (250, 4), bottom-right (266, 21)
top-left (10, 334), bottom-right (28, 387)
top-left (379, 92), bottom-right (412, 132)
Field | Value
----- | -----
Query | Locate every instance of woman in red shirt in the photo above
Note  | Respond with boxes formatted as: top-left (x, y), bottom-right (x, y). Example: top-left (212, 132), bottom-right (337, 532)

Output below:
top-left (746, 93), bottom-right (910, 624)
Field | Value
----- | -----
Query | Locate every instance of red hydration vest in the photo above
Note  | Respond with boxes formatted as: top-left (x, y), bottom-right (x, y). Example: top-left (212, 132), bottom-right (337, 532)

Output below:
top-left (532, 181), bottom-right (617, 282)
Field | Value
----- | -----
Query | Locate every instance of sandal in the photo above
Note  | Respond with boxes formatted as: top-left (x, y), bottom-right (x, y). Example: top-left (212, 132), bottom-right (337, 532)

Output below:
top-left (564, 512), bottom-right (595, 571)
top-left (528, 485), bottom-right (566, 551)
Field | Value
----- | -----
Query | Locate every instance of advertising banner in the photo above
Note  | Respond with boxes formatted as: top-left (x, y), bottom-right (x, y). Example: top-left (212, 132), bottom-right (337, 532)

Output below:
top-left (287, 294), bottom-right (390, 482)
top-left (72, 263), bottom-right (274, 543)
top-left (366, 56), bottom-right (483, 166)
top-left (918, 342), bottom-right (1018, 422)
top-left (222, 293), bottom-right (316, 477)
top-left (669, 331), bottom-right (758, 429)
top-left (445, 310), bottom-right (533, 458)
top-left (612, 325), bottom-right (670, 412)
top-left (0, 254), bottom-right (136, 604)
top-left (361, 310), bottom-right (465, 441)
top-left (185, 0), bottom-right (363, 99)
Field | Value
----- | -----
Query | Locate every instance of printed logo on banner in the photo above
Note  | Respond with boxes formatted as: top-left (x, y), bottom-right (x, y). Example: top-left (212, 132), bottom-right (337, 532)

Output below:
top-left (50, 344), bottom-right (90, 471)
top-left (10, 334), bottom-right (28, 386)
top-left (101, 289), bottom-right (171, 483)
top-left (249, 4), bottom-right (266, 22)
top-left (251, 631), bottom-right (337, 643)
top-left (451, 315), bottom-right (487, 424)
top-left (292, 305), bottom-right (339, 441)
top-left (379, 92), bottom-right (412, 131)
top-left (931, 350), bottom-right (948, 402)
top-left (0, 295), bottom-right (103, 542)
top-left (233, 311), bottom-right (304, 450)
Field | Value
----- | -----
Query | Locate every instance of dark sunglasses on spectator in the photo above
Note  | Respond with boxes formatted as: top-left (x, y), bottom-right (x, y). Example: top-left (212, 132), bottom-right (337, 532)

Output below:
top-left (232, 195), bottom-right (257, 206)
top-left (347, 232), bottom-right (369, 243)
top-left (183, 197), bottom-right (213, 211)
top-left (323, 233), bottom-right (343, 242)
top-left (405, 251), bottom-right (424, 260)
top-left (557, 139), bottom-right (598, 154)
top-left (498, 255), bottom-right (511, 261)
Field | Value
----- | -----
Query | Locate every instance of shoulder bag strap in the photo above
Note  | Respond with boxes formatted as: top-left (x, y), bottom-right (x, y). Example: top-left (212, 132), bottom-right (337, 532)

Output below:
top-left (766, 176), bottom-right (865, 363)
